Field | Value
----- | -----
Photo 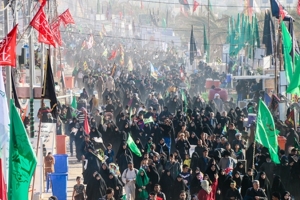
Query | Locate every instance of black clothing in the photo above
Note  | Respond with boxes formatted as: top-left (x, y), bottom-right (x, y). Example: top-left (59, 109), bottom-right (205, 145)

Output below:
top-left (159, 171), bottom-right (174, 200)
top-left (245, 187), bottom-right (267, 200)
top-left (171, 179), bottom-right (188, 200)
top-left (225, 188), bottom-right (242, 200)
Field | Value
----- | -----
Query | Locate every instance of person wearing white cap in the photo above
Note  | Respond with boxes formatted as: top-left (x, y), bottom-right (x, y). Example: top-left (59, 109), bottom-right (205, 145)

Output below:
top-left (232, 132), bottom-right (245, 151)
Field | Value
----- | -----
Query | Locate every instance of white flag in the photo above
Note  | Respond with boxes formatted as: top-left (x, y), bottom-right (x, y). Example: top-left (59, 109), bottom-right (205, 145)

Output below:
top-left (0, 71), bottom-right (9, 149)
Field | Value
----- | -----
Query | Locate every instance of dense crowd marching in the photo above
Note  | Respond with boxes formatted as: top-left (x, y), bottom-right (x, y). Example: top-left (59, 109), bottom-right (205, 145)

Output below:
top-left (37, 26), bottom-right (300, 200)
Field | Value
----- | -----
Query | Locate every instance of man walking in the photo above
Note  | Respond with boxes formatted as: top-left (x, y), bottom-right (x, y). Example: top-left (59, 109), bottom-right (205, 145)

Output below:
top-left (121, 162), bottom-right (138, 200)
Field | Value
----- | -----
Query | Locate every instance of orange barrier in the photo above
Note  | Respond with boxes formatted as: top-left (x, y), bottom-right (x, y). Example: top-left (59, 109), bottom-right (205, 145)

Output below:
top-left (57, 70), bottom-right (61, 78)
top-left (64, 76), bottom-right (74, 89)
top-left (56, 135), bottom-right (67, 154)
top-left (277, 136), bottom-right (287, 150)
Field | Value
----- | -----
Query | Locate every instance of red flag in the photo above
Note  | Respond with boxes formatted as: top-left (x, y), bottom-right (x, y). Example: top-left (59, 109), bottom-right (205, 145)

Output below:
top-left (50, 20), bottom-right (62, 46)
top-left (0, 25), bottom-right (18, 67)
top-left (87, 35), bottom-right (94, 49)
top-left (0, 159), bottom-right (7, 200)
top-left (279, 5), bottom-right (286, 19)
top-left (83, 114), bottom-right (90, 134)
top-left (59, 9), bottom-right (75, 26)
top-left (30, 6), bottom-right (56, 47)
top-left (141, 1), bottom-right (144, 9)
top-left (81, 40), bottom-right (86, 50)
top-left (193, 0), bottom-right (199, 12)
top-left (285, 110), bottom-right (295, 127)
top-left (247, 0), bottom-right (253, 18)
top-left (298, 0), bottom-right (300, 15)
top-left (39, 0), bottom-right (46, 6)
top-left (108, 50), bottom-right (117, 60)
top-left (119, 12), bottom-right (123, 20)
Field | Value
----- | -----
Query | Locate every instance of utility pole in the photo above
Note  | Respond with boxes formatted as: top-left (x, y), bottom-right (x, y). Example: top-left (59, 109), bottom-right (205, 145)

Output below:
top-left (207, 0), bottom-right (210, 63)
top-left (28, 0), bottom-right (35, 138)
top-left (4, 0), bottom-right (11, 106)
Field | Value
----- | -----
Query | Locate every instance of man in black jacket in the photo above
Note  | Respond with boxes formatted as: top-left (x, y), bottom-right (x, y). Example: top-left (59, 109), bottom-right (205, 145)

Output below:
top-left (245, 180), bottom-right (267, 200)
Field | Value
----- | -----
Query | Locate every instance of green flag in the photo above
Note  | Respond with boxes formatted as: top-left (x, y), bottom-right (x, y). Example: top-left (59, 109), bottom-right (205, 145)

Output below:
top-left (127, 134), bottom-right (142, 157)
top-left (226, 18), bottom-right (231, 43)
top-left (162, 18), bottom-right (167, 28)
top-left (8, 99), bottom-right (37, 200)
top-left (255, 100), bottom-right (280, 164)
top-left (287, 53), bottom-right (300, 95)
top-left (71, 96), bottom-right (77, 109)
top-left (222, 125), bottom-right (227, 134)
top-left (144, 116), bottom-right (154, 124)
top-left (208, 0), bottom-right (212, 12)
top-left (71, 96), bottom-right (77, 117)
top-left (254, 16), bottom-right (260, 48)
top-left (203, 25), bottom-right (210, 62)
top-left (229, 15), bottom-right (239, 57)
top-left (180, 89), bottom-right (188, 112)
top-left (281, 21), bottom-right (294, 84)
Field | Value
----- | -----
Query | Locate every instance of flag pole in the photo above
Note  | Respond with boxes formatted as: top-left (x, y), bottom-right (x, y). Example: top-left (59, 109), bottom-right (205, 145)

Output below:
top-left (4, 0), bottom-right (11, 107)
top-left (31, 49), bottom-right (48, 200)
top-left (252, 139), bottom-right (255, 181)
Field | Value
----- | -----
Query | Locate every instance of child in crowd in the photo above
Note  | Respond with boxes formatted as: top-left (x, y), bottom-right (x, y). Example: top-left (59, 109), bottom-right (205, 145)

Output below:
top-left (183, 154), bottom-right (191, 168)
top-left (104, 143), bottom-right (114, 164)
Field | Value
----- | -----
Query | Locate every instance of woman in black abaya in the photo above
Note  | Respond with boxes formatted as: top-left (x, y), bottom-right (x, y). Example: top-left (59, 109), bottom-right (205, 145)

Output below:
top-left (116, 141), bottom-right (133, 173)
top-left (190, 172), bottom-right (203, 196)
top-left (99, 163), bottom-right (110, 183)
top-left (272, 175), bottom-right (286, 197)
top-left (75, 127), bottom-right (85, 162)
top-left (90, 127), bottom-right (102, 150)
top-left (132, 138), bottom-right (144, 168)
top-left (146, 164), bottom-right (160, 192)
top-left (106, 172), bottom-right (124, 199)
top-left (257, 171), bottom-right (271, 199)
top-left (82, 147), bottom-right (102, 184)
top-left (86, 172), bottom-right (107, 200)
top-left (159, 170), bottom-right (174, 200)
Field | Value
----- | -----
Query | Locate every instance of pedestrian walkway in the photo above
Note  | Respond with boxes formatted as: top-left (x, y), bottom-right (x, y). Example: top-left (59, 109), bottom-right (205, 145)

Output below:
top-left (42, 138), bottom-right (82, 200)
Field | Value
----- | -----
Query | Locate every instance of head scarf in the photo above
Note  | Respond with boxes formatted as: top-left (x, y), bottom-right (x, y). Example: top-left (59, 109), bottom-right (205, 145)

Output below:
top-left (135, 168), bottom-right (149, 199)
top-left (201, 180), bottom-right (212, 194)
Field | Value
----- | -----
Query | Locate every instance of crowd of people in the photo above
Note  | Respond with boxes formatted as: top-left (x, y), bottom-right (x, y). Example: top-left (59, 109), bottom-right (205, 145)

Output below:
top-left (50, 72), bottom-right (299, 200)
top-left (37, 26), bottom-right (300, 200)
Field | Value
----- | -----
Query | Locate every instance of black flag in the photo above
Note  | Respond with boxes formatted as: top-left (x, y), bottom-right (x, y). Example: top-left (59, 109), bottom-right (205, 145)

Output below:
top-left (60, 70), bottom-right (65, 90)
top-left (262, 10), bottom-right (275, 56)
top-left (11, 72), bottom-right (21, 109)
top-left (166, 9), bottom-right (168, 27)
top-left (190, 25), bottom-right (197, 65)
top-left (179, 0), bottom-right (190, 11)
top-left (42, 55), bottom-right (58, 117)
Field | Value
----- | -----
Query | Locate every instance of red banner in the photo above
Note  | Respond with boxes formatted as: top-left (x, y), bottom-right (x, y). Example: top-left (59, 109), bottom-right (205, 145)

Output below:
top-left (279, 5), bottom-right (286, 19)
top-left (298, 0), bottom-right (300, 15)
top-left (83, 114), bottom-right (90, 134)
top-left (0, 25), bottom-right (18, 67)
top-left (30, 6), bottom-right (56, 47)
top-left (59, 9), bottom-right (75, 26)
top-left (51, 20), bottom-right (62, 46)
top-left (108, 50), bottom-right (117, 60)
top-left (39, 0), bottom-right (46, 6)
top-left (0, 159), bottom-right (7, 200)
top-left (193, 0), bottom-right (199, 12)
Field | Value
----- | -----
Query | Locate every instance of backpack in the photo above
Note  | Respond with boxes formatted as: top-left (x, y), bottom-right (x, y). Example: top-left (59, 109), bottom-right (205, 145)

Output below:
top-left (122, 168), bottom-right (138, 185)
